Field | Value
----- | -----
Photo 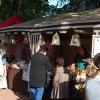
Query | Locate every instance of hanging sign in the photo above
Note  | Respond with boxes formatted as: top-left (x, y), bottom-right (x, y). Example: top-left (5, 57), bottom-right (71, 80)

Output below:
top-left (91, 35), bottom-right (100, 57)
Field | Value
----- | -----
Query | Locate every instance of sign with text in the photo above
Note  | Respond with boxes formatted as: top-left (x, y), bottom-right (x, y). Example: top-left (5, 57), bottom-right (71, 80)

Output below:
top-left (92, 35), bottom-right (100, 57)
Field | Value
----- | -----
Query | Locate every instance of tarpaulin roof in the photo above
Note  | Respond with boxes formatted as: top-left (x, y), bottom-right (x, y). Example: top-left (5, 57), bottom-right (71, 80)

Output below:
top-left (0, 15), bottom-right (23, 28)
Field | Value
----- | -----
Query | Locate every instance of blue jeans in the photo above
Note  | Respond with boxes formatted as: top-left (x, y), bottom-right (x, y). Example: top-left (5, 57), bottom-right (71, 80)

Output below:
top-left (30, 86), bottom-right (44, 100)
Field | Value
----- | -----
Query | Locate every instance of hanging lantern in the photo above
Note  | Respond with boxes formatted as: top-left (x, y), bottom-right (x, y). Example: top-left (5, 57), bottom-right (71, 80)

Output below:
top-left (0, 34), bottom-right (4, 44)
top-left (14, 32), bottom-right (18, 35)
top-left (70, 33), bottom-right (80, 47)
top-left (9, 34), bottom-right (15, 43)
top-left (4, 34), bottom-right (9, 43)
top-left (36, 34), bottom-right (45, 53)
top-left (38, 34), bottom-right (45, 46)
top-left (23, 35), bottom-right (28, 43)
top-left (51, 32), bottom-right (60, 45)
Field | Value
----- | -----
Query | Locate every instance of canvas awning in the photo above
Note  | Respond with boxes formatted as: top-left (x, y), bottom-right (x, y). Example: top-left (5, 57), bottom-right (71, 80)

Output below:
top-left (0, 8), bottom-right (100, 33)
top-left (0, 15), bottom-right (23, 28)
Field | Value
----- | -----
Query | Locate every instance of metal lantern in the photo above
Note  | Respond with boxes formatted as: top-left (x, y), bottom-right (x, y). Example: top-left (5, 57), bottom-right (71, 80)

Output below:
top-left (4, 34), bottom-right (9, 43)
top-left (51, 32), bottom-right (60, 45)
top-left (9, 34), bottom-right (15, 43)
top-left (70, 33), bottom-right (80, 47)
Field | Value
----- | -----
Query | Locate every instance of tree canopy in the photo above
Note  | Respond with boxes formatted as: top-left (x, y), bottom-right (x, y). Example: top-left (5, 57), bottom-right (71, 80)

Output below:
top-left (0, 0), bottom-right (100, 22)
top-left (0, 0), bottom-right (49, 21)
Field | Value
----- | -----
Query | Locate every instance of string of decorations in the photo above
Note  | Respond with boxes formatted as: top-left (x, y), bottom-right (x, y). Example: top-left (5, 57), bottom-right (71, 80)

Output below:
top-left (0, 32), bottom-right (28, 44)
top-left (0, 31), bottom-right (81, 48)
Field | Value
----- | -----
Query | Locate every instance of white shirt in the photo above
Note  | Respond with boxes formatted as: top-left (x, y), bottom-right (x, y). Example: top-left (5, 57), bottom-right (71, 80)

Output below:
top-left (85, 75), bottom-right (100, 100)
top-left (0, 55), bottom-right (4, 76)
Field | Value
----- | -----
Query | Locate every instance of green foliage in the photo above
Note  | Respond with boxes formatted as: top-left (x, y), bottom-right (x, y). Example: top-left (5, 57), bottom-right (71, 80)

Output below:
top-left (0, 0), bottom-right (49, 21)
top-left (0, 0), bottom-right (100, 22)
top-left (69, 0), bottom-right (100, 11)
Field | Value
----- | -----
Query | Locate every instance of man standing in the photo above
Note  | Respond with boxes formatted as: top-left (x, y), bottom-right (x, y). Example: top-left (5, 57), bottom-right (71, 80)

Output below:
top-left (29, 45), bottom-right (52, 100)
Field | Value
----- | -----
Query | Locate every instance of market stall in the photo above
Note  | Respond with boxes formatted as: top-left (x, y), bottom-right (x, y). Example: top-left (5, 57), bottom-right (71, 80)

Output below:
top-left (0, 15), bottom-right (30, 95)
top-left (0, 8), bottom-right (100, 97)
top-left (0, 33), bottom-right (31, 95)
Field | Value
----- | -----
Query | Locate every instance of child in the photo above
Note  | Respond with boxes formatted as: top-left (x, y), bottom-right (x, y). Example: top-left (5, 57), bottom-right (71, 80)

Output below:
top-left (51, 57), bottom-right (69, 99)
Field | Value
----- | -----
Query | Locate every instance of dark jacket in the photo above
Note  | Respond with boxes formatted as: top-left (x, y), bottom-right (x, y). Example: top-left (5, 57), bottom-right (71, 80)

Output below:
top-left (29, 53), bottom-right (52, 87)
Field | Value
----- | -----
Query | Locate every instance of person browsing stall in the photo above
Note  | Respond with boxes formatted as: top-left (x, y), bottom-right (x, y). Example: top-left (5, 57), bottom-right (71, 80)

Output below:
top-left (51, 57), bottom-right (69, 99)
top-left (29, 45), bottom-right (52, 100)
top-left (85, 53), bottom-right (100, 100)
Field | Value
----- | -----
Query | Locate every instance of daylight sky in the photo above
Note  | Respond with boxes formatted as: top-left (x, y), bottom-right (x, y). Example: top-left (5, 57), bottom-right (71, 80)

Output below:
top-left (48, 0), bottom-right (69, 8)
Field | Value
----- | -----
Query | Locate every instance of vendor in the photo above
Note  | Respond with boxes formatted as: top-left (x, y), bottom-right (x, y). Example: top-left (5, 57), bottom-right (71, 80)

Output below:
top-left (6, 55), bottom-right (20, 69)
top-left (75, 46), bottom-right (90, 70)
top-left (74, 46), bottom-right (90, 82)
